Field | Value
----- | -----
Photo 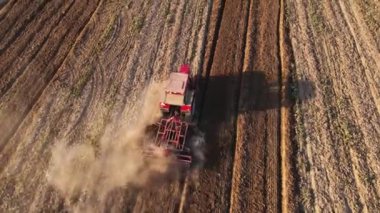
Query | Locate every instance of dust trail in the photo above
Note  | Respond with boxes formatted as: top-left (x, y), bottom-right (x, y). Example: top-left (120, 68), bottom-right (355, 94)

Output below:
top-left (178, 129), bottom-right (205, 213)
top-left (46, 82), bottom-right (173, 212)
top-left (189, 129), bottom-right (206, 169)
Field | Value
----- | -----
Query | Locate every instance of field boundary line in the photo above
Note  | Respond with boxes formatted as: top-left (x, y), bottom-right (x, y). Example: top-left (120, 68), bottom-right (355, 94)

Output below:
top-left (278, 0), bottom-right (286, 211)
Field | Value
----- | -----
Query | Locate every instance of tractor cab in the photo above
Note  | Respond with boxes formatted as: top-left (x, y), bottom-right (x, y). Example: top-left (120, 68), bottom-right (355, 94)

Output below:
top-left (160, 65), bottom-right (194, 117)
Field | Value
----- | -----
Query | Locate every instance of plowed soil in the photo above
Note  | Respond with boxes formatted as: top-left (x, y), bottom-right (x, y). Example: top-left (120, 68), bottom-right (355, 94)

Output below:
top-left (0, 0), bottom-right (379, 212)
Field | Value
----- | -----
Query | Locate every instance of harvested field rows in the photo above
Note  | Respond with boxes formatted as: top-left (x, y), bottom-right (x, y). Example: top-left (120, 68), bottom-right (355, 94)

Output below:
top-left (286, 0), bottom-right (380, 211)
top-left (0, 0), bottom-right (379, 212)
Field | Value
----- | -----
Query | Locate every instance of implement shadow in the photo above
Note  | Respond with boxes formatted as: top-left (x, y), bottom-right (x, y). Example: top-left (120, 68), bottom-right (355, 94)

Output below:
top-left (195, 70), bottom-right (315, 170)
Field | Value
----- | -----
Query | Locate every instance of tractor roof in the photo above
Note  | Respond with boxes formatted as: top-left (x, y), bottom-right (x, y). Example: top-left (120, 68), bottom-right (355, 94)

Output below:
top-left (166, 72), bottom-right (188, 94)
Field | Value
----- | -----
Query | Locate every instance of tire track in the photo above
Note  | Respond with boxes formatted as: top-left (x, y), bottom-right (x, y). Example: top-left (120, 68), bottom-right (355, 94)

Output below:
top-left (66, 65), bottom-right (96, 137)
top-left (138, 0), bottom-right (171, 81)
top-left (103, 12), bottom-right (122, 52)
top-left (0, 94), bottom-right (57, 211)
top-left (35, 0), bottom-right (105, 141)
top-left (294, 2), bottom-right (325, 209)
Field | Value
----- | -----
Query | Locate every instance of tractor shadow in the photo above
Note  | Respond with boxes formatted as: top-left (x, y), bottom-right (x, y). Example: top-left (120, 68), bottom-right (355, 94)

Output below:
top-left (195, 70), bottom-right (315, 170)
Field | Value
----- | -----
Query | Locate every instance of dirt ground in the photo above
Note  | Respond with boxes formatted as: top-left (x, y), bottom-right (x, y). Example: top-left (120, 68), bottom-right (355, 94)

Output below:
top-left (0, 0), bottom-right (379, 212)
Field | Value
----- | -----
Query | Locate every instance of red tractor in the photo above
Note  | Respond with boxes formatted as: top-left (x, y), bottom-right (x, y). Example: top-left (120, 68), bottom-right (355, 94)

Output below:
top-left (146, 64), bottom-right (196, 165)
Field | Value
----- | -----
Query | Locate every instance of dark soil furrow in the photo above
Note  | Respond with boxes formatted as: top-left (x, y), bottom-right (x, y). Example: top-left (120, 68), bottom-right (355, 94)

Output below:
top-left (185, 0), bottom-right (250, 212)
top-left (198, 0), bottom-right (225, 122)
top-left (0, 0), bottom-right (28, 37)
top-left (0, 0), bottom-right (17, 21)
top-left (229, 0), bottom-right (281, 211)
top-left (228, 0), bottom-right (251, 211)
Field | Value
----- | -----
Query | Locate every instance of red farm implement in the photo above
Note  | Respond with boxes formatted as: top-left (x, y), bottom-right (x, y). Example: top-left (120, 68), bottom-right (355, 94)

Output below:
top-left (145, 64), bottom-right (196, 166)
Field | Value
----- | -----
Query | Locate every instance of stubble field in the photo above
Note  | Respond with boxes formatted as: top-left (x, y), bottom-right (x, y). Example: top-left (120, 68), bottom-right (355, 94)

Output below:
top-left (0, 0), bottom-right (378, 212)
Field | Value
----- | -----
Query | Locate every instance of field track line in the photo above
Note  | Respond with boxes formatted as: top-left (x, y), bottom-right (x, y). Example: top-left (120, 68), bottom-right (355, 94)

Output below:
top-left (278, 0), bottom-right (289, 211)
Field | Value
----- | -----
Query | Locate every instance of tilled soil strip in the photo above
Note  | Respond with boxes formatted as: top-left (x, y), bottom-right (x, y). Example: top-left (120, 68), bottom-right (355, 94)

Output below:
top-left (231, 0), bottom-right (281, 212)
top-left (184, 0), bottom-right (250, 212)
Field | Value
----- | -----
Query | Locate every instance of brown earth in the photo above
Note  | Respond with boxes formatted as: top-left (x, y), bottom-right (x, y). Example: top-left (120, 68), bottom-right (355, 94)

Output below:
top-left (0, 0), bottom-right (379, 212)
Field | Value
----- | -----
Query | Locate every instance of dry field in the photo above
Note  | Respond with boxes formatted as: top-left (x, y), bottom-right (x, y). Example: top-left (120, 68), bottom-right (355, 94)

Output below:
top-left (285, 0), bottom-right (380, 211)
top-left (0, 0), bottom-right (379, 212)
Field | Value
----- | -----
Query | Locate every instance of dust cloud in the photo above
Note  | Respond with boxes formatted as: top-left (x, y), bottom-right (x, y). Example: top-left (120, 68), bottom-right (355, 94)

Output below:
top-left (46, 82), bottom-right (175, 211)
top-left (188, 130), bottom-right (206, 169)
